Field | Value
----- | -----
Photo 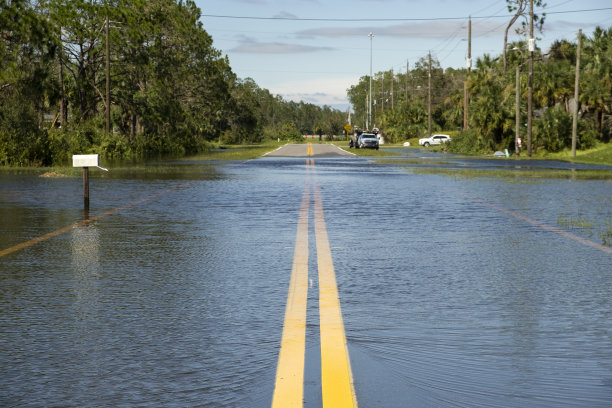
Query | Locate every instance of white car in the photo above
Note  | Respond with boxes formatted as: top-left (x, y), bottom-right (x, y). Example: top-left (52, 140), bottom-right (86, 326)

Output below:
top-left (419, 134), bottom-right (451, 147)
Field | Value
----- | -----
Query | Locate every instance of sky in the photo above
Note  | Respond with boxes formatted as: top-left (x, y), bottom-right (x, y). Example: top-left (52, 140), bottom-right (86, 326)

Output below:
top-left (196, 0), bottom-right (612, 112)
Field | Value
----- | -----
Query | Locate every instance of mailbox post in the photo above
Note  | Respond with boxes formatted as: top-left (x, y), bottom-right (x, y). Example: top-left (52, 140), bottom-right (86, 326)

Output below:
top-left (72, 154), bottom-right (107, 210)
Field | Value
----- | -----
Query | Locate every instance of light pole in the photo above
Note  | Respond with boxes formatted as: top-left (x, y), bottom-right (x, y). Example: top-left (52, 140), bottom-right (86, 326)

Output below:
top-left (368, 32), bottom-right (374, 130)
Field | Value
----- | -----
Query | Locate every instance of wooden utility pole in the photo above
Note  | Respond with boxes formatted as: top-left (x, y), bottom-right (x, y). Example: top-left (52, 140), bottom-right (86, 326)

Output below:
top-left (515, 65), bottom-right (521, 156)
top-left (464, 17), bottom-right (471, 130)
top-left (365, 94), bottom-right (368, 129)
top-left (105, 13), bottom-right (110, 136)
top-left (572, 29), bottom-right (582, 157)
top-left (527, 0), bottom-right (534, 156)
top-left (381, 75), bottom-right (384, 113)
top-left (391, 68), bottom-right (394, 110)
top-left (428, 52), bottom-right (432, 136)
top-left (58, 27), bottom-right (66, 128)
top-left (405, 60), bottom-right (409, 102)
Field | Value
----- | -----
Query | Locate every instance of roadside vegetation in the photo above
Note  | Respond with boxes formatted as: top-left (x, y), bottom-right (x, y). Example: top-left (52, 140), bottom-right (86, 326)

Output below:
top-left (2, 1), bottom-right (611, 167)
top-left (0, 0), bottom-right (345, 167)
top-left (347, 5), bottom-right (612, 160)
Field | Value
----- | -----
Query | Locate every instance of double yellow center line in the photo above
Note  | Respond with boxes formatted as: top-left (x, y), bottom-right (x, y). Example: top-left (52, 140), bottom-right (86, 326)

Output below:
top-left (272, 158), bottom-right (357, 407)
top-left (307, 142), bottom-right (314, 156)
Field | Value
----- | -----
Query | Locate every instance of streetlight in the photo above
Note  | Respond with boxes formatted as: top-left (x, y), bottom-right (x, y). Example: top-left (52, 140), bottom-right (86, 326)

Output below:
top-left (368, 32), bottom-right (374, 130)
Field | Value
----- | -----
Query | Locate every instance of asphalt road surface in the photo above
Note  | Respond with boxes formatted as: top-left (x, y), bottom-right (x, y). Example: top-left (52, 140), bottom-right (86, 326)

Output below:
top-left (1, 146), bottom-right (611, 407)
top-left (264, 143), bottom-right (355, 158)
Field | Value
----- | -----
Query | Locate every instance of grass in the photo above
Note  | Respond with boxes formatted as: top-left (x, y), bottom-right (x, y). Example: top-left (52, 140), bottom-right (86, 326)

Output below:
top-left (340, 146), bottom-right (401, 157)
top-left (557, 216), bottom-right (612, 248)
top-left (557, 215), bottom-right (594, 229)
top-left (0, 142), bottom-right (284, 178)
top-left (539, 143), bottom-right (612, 165)
top-left (183, 141), bottom-right (284, 161)
top-left (405, 166), bottom-right (612, 181)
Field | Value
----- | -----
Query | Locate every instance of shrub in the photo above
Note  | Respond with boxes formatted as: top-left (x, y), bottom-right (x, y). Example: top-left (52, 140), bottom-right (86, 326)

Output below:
top-left (534, 108), bottom-right (572, 152)
top-left (446, 129), bottom-right (493, 154)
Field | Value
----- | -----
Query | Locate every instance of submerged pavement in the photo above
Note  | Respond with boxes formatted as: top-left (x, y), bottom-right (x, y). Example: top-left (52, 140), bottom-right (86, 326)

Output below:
top-left (264, 143), bottom-right (355, 158)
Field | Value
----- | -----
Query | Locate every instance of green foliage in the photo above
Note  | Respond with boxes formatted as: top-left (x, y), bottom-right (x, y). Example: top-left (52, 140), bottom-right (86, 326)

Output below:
top-left (578, 121), bottom-right (598, 150)
top-left (380, 100), bottom-right (428, 143)
top-left (346, 27), bottom-right (612, 156)
top-left (535, 107), bottom-right (572, 152)
top-left (446, 130), bottom-right (493, 154)
top-left (0, 0), bottom-right (346, 166)
top-left (265, 122), bottom-right (303, 142)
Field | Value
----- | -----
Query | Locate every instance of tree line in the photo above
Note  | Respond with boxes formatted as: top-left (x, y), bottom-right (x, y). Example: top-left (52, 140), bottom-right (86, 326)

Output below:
top-left (348, 26), bottom-right (612, 154)
top-left (0, 0), bottom-right (346, 166)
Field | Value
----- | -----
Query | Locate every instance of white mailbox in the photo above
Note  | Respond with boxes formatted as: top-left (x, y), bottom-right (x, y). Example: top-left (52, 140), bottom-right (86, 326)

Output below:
top-left (73, 154), bottom-right (99, 168)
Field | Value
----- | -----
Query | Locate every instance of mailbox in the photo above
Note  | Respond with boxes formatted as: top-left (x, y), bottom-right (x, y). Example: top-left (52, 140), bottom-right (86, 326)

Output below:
top-left (72, 154), bottom-right (108, 210)
top-left (73, 154), bottom-right (99, 168)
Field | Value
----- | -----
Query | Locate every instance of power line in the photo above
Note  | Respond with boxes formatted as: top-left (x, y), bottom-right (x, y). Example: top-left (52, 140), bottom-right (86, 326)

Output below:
top-left (202, 7), bottom-right (612, 22)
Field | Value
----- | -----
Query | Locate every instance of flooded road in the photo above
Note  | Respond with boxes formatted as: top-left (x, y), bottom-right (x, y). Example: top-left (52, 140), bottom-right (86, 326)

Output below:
top-left (1, 146), bottom-right (611, 407)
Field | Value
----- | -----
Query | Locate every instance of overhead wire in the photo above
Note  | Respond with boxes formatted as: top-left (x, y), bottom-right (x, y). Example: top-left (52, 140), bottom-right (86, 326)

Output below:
top-left (206, 5), bottom-right (610, 93)
top-left (202, 7), bottom-right (612, 22)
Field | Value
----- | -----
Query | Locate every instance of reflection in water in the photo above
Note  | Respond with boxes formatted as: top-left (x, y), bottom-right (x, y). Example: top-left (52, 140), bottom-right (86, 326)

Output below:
top-left (0, 156), bottom-right (611, 407)
top-left (70, 218), bottom-right (102, 328)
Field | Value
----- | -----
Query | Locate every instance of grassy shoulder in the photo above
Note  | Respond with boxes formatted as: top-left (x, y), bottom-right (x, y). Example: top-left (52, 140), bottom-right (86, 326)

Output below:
top-left (534, 143), bottom-right (612, 165)
top-left (335, 140), bottom-right (403, 157)
top-left (0, 141), bottom-right (286, 177)
top-left (182, 141), bottom-right (285, 161)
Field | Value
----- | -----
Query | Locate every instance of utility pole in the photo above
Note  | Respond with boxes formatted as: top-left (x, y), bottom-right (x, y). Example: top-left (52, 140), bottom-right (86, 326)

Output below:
top-left (428, 51), bottom-right (432, 136)
top-left (572, 29), bottom-right (582, 157)
top-left (405, 60), bottom-right (409, 102)
top-left (516, 64), bottom-right (521, 156)
top-left (105, 12), bottom-right (110, 136)
top-left (58, 27), bottom-right (66, 128)
top-left (464, 17), bottom-right (471, 130)
top-left (365, 93), bottom-right (368, 129)
top-left (391, 68), bottom-right (394, 110)
top-left (381, 75), bottom-right (384, 113)
top-left (368, 32), bottom-right (374, 130)
top-left (527, 0), bottom-right (534, 156)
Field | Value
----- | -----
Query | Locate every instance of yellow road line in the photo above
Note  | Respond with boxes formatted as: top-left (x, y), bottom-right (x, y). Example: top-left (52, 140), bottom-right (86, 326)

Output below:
top-left (0, 183), bottom-right (189, 259)
top-left (272, 183), bottom-right (310, 408)
top-left (307, 142), bottom-right (314, 156)
top-left (314, 185), bottom-right (358, 408)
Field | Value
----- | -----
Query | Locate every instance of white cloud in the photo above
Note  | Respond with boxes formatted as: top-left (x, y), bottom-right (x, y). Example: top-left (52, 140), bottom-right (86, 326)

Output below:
top-left (231, 37), bottom-right (335, 53)
top-left (296, 20), bottom-right (506, 39)
top-left (274, 11), bottom-right (299, 19)
top-left (269, 76), bottom-right (355, 108)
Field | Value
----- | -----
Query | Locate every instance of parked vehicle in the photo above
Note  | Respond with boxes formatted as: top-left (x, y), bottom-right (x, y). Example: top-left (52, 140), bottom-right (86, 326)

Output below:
top-left (358, 133), bottom-right (379, 149)
top-left (349, 127), bottom-right (362, 148)
top-left (350, 127), bottom-right (379, 149)
top-left (418, 134), bottom-right (451, 147)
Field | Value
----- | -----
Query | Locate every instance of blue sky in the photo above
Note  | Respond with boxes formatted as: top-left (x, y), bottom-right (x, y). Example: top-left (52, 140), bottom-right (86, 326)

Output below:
top-left (196, 0), bottom-right (612, 111)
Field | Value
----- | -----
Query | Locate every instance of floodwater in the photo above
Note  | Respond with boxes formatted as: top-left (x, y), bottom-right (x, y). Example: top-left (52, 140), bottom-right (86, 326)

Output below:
top-left (1, 149), bottom-right (611, 407)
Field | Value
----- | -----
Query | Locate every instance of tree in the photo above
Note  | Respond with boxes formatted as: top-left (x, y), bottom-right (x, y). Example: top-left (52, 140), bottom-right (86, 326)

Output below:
top-left (0, 0), bottom-right (57, 165)
top-left (503, 0), bottom-right (546, 72)
top-left (468, 55), bottom-right (510, 146)
top-left (582, 27), bottom-right (612, 137)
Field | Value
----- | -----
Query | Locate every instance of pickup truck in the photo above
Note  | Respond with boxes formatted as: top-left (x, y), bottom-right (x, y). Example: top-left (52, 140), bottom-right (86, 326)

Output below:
top-left (350, 127), bottom-right (379, 149)
top-left (357, 133), bottom-right (379, 149)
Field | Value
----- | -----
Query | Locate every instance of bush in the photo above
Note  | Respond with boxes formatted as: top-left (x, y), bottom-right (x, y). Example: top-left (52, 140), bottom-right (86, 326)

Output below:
top-left (534, 108), bottom-right (572, 152)
top-left (446, 129), bottom-right (493, 154)
top-left (578, 120), bottom-right (598, 150)
top-left (264, 122), bottom-right (302, 142)
top-left (100, 132), bottom-right (129, 159)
